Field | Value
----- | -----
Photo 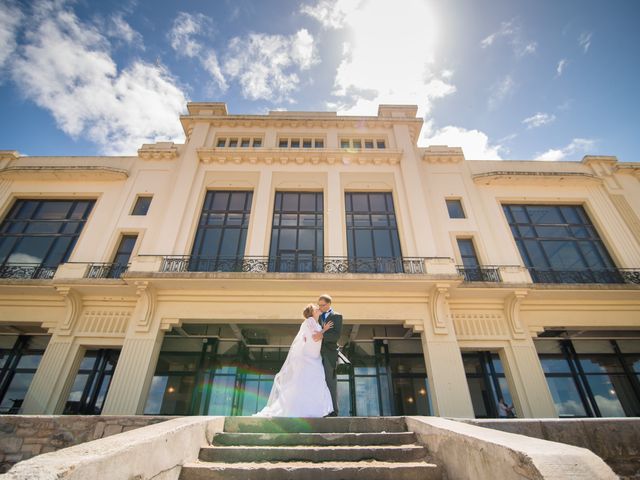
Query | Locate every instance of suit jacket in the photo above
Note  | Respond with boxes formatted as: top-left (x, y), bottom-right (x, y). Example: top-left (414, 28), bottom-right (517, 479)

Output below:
top-left (321, 310), bottom-right (343, 350)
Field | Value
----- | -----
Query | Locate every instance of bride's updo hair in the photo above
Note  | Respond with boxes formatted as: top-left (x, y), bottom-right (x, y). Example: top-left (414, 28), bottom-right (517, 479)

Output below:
top-left (303, 303), bottom-right (317, 319)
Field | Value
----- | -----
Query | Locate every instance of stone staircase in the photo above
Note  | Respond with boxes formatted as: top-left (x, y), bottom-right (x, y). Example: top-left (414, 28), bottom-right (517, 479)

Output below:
top-left (179, 417), bottom-right (443, 480)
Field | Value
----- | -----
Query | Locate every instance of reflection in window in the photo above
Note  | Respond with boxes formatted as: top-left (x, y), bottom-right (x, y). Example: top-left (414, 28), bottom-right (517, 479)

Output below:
top-left (269, 192), bottom-right (323, 272)
top-left (503, 204), bottom-right (619, 283)
top-left (64, 349), bottom-right (119, 415)
top-left (0, 335), bottom-right (50, 414)
top-left (0, 199), bottom-right (95, 277)
top-left (463, 351), bottom-right (514, 418)
top-left (190, 191), bottom-right (253, 272)
top-left (536, 339), bottom-right (640, 417)
top-left (345, 192), bottom-right (402, 273)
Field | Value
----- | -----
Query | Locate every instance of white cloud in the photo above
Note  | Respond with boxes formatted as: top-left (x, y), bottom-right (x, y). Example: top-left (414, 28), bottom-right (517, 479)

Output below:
top-left (535, 138), bottom-right (595, 161)
top-left (222, 29), bottom-right (318, 102)
top-left (169, 12), bottom-right (210, 58)
top-left (578, 31), bottom-right (592, 53)
top-left (202, 52), bottom-right (227, 92)
top-left (481, 19), bottom-right (536, 57)
top-left (522, 112), bottom-right (556, 129)
top-left (556, 58), bottom-right (567, 76)
top-left (300, 0), bottom-right (362, 29)
top-left (11, 1), bottom-right (187, 155)
top-left (0, 2), bottom-right (23, 71)
top-left (308, 0), bottom-right (454, 117)
top-left (488, 75), bottom-right (515, 110)
top-left (106, 14), bottom-right (144, 48)
top-left (421, 123), bottom-right (503, 160)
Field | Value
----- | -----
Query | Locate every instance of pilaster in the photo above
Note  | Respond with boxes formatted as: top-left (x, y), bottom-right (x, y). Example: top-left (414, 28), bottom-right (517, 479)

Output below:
top-left (246, 170), bottom-right (273, 256)
top-left (21, 337), bottom-right (81, 414)
top-left (327, 169), bottom-right (345, 256)
top-left (502, 339), bottom-right (557, 418)
top-left (420, 284), bottom-right (474, 417)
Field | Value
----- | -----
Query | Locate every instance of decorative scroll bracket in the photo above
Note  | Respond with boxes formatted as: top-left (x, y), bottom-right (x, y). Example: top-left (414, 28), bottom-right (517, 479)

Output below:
top-left (54, 286), bottom-right (82, 335)
top-left (430, 283), bottom-right (452, 335)
top-left (505, 290), bottom-right (528, 339)
top-left (133, 281), bottom-right (157, 333)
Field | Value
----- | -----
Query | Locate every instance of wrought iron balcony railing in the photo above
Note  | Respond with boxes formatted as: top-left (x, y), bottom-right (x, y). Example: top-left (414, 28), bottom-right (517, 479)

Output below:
top-left (160, 256), bottom-right (427, 274)
top-left (457, 266), bottom-right (501, 282)
top-left (0, 263), bottom-right (57, 279)
top-left (528, 268), bottom-right (640, 285)
top-left (86, 263), bottom-right (130, 279)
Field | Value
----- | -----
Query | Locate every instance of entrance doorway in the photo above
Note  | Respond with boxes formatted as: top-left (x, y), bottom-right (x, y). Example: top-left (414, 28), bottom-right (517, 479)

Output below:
top-left (463, 351), bottom-right (514, 418)
top-left (64, 349), bottom-right (120, 414)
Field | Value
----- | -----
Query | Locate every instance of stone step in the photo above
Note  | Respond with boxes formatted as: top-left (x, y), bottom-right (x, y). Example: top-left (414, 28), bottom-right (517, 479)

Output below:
top-left (212, 431), bottom-right (418, 446)
top-left (180, 461), bottom-right (442, 480)
top-left (223, 416), bottom-right (407, 433)
top-left (199, 444), bottom-right (428, 463)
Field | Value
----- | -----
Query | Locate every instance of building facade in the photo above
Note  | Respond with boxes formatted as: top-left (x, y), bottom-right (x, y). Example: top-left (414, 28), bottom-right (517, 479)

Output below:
top-left (1, 103), bottom-right (639, 419)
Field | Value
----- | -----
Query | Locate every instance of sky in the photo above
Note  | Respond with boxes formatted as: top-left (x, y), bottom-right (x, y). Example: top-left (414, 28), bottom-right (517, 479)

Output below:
top-left (0, 0), bottom-right (639, 162)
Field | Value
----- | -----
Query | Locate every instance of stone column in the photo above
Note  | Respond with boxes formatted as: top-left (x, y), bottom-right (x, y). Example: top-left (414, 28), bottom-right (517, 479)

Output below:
top-left (246, 170), bottom-right (273, 256)
top-left (420, 284), bottom-right (474, 417)
top-left (21, 337), bottom-right (81, 414)
top-left (502, 339), bottom-right (558, 418)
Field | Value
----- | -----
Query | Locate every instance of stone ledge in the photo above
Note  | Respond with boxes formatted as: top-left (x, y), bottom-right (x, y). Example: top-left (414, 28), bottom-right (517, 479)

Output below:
top-left (407, 416), bottom-right (617, 480)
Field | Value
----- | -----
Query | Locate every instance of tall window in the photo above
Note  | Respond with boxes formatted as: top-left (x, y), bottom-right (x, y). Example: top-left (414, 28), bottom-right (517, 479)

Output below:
top-left (463, 352), bottom-right (515, 418)
top-left (64, 349), bottom-right (119, 415)
top-left (190, 191), bottom-right (253, 271)
top-left (536, 339), bottom-right (640, 417)
top-left (345, 192), bottom-right (402, 273)
top-left (0, 335), bottom-right (50, 414)
top-left (269, 192), bottom-right (323, 272)
top-left (0, 199), bottom-right (95, 278)
top-left (88, 235), bottom-right (136, 278)
top-left (503, 204), bottom-right (619, 283)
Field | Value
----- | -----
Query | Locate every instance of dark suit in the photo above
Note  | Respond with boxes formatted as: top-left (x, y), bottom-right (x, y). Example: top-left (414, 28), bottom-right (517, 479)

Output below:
top-left (320, 310), bottom-right (343, 414)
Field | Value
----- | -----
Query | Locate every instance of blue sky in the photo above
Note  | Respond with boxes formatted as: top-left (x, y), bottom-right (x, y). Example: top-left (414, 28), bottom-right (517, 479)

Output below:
top-left (1, 0), bottom-right (638, 161)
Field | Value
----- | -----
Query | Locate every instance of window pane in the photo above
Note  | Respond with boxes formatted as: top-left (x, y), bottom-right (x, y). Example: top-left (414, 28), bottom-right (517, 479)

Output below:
top-left (585, 375), bottom-right (626, 417)
top-left (211, 193), bottom-right (229, 210)
top-left (291, 139), bottom-right (300, 148)
top-left (541, 241), bottom-right (584, 269)
top-left (354, 230), bottom-right (373, 257)
top-left (8, 236), bottom-right (54, 264)
top-left (279, 139), bottom-right (288, 148)
top-left (132, 196), bottom-right (152, 215)
top-left (34, 201), bottom-right (72, 220)
top-left (372, 230), bottom-right (392, 257)
top-left (0, 373), bottom-right (34, 413)
top-left (540, 356), bottom-right (572, 373)
top-left (369, 194), bottom-right (386, 212)
top-left (545, 376), bottom-right (588, 417)
top-left (526, 206), bottom-right (563, 224)
top-left (216, 139), bottom-right (226, 147)
top-left (446, 199), bottom-right (465, 219)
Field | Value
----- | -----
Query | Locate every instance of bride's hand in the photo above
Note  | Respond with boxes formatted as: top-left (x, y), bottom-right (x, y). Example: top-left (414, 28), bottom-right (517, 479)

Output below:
top-left (322, 320), bottom-right (334, 332)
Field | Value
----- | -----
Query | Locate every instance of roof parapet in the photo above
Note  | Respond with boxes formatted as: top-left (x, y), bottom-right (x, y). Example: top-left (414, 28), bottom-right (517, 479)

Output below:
top-left (186, 102), bottom-right (228, 116)
top-left (422, 146), bottom-right (465, 163)
top-left (377, 104), bottom-right (419, 119)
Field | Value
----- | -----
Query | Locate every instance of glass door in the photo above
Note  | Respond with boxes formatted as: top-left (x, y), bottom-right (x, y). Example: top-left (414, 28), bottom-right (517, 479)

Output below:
top-left (64, 349), bottom-right (119, 414)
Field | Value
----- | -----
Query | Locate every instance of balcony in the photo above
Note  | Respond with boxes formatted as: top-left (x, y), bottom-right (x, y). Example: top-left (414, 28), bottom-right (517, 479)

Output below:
top-left (159, 256), bottom-right (428, 274)
top-left (528, 268), bottom-right (640, 284)
top-left (0, 263), bottom-right (57, 279)
top-left (456, 266), bottom-right (501, 282)
top-left (85, 263), bottom-right (130, 279)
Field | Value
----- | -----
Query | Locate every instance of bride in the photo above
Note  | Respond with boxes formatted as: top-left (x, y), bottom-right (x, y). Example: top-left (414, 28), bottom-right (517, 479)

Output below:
top-left (255, 303), bottom-right (335, 417)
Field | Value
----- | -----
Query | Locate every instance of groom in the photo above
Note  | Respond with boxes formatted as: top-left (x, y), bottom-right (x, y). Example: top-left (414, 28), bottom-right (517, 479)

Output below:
top-left (317, 293), bottom-right (342, 416)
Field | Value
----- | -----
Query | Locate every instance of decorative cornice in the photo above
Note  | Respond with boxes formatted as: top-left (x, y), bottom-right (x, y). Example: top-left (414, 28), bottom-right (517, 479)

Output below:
top-left (430, 283), bottom-right (451, 335)
top-left (137, 142), bottom-right (179, 160)
top-left (197, 147), bottom-right (403, 166)
top-left (0, 165), bottom-right (128, 181)
top-left (54, 286), bottom-right (82, 335)
top-left (422, 146), bottom-right (465, 163)
top-left (472, 171), bottom-right (601, 186)
top-left (0, 151), bottom-right (20, 162)
top-left (505, 290), bottom-right (527, 339)
top-left (616, 163), bottom-right (640, 179)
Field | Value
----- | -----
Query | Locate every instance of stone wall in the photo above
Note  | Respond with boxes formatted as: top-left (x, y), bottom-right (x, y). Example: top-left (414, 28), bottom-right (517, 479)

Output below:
top-left (0, 415), bottom-right (174, 473)
top-left (465, 418), bottom-right (640, 480)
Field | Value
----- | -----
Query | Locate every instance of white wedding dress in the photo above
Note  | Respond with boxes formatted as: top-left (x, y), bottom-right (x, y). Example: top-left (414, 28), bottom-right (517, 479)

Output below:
top-left (255, 317), bottom-right (334, 417)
